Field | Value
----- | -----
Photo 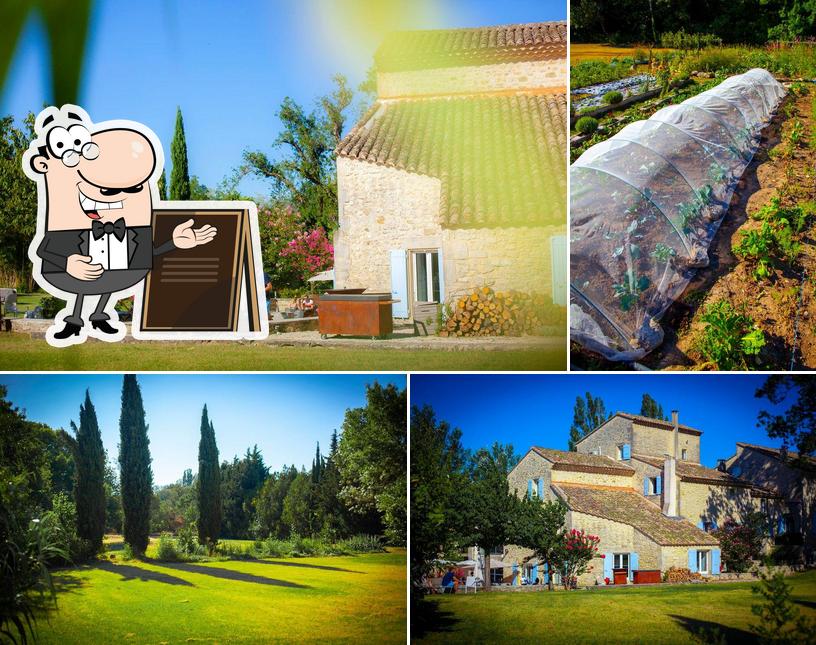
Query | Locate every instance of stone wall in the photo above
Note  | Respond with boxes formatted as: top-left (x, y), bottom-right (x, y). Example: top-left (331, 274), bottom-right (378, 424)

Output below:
top-left (630, 457), bottom-right (663, 497)
top-left (634, 530), bottom-right (661, 571)
top-left (551, 469), bottom-right (634, 488)
top-left (570, 510), bottom-right (635, 585)
top-left (678, 481), bottom-right (761, 526)
top-left (334, 157), bottom-right (562, 309)
top-left (633, 422), bottom-right (701, 462)
top-left (660, 546), bottom-right (693, 571)
top-left (508, 450), bottom-right (553, 502)
top-left (575, 416), bottom-right (632, 460)
top-left (377, 58), bottom-right (567, 99)
top-left (334, 157), bottom-right (442, 293)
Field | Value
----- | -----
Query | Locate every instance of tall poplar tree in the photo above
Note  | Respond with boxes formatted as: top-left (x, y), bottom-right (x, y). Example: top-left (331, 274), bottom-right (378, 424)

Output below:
top-left (72, 390), bottom-right (106, 553)
top-left (568, 393), bottom-right (610, 451)
top-left (157, 169), bottom-right (167, 200)
top-left (640, 393), bottom-right (668, 421)
top-left (170, 107), bottom-right (190, 200)
top-left (118, 375), bottom-right (152, 554)
top-left (197, 405), bottom-right (222, 552)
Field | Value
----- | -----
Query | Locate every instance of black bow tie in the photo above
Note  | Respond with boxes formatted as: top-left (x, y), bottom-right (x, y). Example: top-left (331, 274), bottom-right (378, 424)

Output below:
top-left (91, 218), bottom-right (127, 241)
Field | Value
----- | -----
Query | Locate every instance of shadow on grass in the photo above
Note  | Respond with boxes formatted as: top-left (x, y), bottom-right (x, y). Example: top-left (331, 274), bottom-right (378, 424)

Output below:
top-left (669, 614), bottom-right (758, 645)
top-left (795, 599), bottom-right (816, 610)
top-left (92, 560), bottom-right (194, 586)
top-left (411, 598), bottom-right (460, 639)
top-left (254, 559), bottom-right (363, 574)
top-left (149, 560), bottom-right (310, 589)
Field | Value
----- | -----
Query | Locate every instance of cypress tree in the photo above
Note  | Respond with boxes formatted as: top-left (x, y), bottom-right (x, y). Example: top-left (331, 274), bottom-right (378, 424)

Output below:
top-left (170, 107), bottom-right (190, 200)
top-left (197, 406), bottom-right (222, 551)
top-left (118, 375), bottom-right (152, 554)
top-left (157, 169), bottom-right (168, 200)
top-left (311, 442), bottom-right (322, 485)
top-left (73, 390), bottom-right (106, 553)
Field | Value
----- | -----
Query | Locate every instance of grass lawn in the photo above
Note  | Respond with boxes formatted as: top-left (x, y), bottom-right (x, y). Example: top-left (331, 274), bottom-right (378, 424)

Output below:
top-left (413, 571), bottom-right (816, 643)
top-left (0, 333), bottom-right (565, 371)
top-left (35, 548), bottom-right (406, 644)
top-left (570, 43), bottom-right (673, 63)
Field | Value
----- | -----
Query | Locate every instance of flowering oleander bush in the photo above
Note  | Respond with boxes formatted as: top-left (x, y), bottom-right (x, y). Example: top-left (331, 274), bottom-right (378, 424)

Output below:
top-left (561, 529), bottom-right (601, 589)
top-left (279, 228), bottom-right (333, 284)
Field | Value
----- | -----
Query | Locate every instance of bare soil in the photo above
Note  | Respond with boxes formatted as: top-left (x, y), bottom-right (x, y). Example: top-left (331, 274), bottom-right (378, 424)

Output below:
top-left (642, 88), bottom-right (816, 370)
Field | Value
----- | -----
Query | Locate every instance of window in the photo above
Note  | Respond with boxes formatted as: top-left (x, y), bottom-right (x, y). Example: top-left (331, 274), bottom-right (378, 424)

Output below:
top-left (731, 465), bottom-right (742, 477)
top-left (646, 477), bottom-right (660, 495)
top-left (681, 448), bottom-right (688, 460)
top-left (703, 520), bottom-right (715, 533)
top-left (617, 445), bottom-right (624, 460)
top-left (697, 550), bottom-right (709, 574)
top-left (412, 251), bottom-right (440, 303)
top-left (613, 553), bottom-right (629, 570)
top-left (531, 479), bottom-right (539, 498)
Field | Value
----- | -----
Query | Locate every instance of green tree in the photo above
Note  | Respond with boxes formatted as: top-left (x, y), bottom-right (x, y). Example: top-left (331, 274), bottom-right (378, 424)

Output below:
top-left (512, 498), bottom-right (567, 591)
top-left (751, 566), bottom-right (816, 643)
top-left (72, 390), bottom-right (106, 553)
top-left (170, 107), bottom-right (190, 200)
top-left (0, 113), bottom-right (37, 290)
top-left (118, 375), bottom-right (152, 555)
top-left (254, 465), bottom-right (299, 539)
top-left (640, 393), bottom-right (667, 421)
top-left (104, 461), bottom-right (122, 534)
top-left (410, 405), bottom-right (468, 592)
top-left (459, 443), bottom-right (518, 591)
top-left (282, 470), bottom-right (314, 536)
top-left (197, 405), bottom-right (222, 552)
top-left (157, 169), bottom-right (167, 200)
top-left (756, 375), bottom-right (816, 461)
top-left (220, 446), bottom-right (267, 539)
top-left (337, 382), bottom-right (407, 545)
top-left (182, 468), bottom-right (193, 487)
top-left (569, 393), bottom-right (610, 451)
top-left (242, 75), bottom-right (353, 231)
top-left (317, 430), bottom-right (348, 539)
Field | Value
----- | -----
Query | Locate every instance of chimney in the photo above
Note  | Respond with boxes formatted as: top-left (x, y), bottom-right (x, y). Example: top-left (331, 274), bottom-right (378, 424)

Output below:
top-left (780, 445), bottom-right (788, 461)
top-left (716, 459), bottom-right (727, 472)
top-left (662, 410), bottom-right (680, 517)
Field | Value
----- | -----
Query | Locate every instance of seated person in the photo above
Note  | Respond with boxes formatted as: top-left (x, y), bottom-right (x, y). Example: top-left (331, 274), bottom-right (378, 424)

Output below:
top-left (300, 294), bottom-right (316, 315)
top-left (441, 568), bottom-right (456, 593)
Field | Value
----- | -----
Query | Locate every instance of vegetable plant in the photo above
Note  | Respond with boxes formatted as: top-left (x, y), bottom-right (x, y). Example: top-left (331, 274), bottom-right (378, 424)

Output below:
top-left (696, 300), bottom-right (765, 370)
top-left (575, 116), bottom-right (599, 136)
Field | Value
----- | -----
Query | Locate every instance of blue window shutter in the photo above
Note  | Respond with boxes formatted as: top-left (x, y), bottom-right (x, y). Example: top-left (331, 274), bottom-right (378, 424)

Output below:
top-left (389, 250), bottom-right (408, 317)
top-left (778, 517), bottom-right (785, 534)
top-left (543, 563), bottom-right (549, 584)
top-left (532, 564), bottom-right (538, 583)
top-left (512, 563), bottom-right (518, 586)
top-left (688, 549), bottom-right (698, 573)
top-left (537, 478), bottom-right (544, 499)
top-left (527, 479), bottom-right (533, 499)
top-left (603, 553), bottom-right (613, 580)
top-left (697, 520), bottom-right (705, 530)
top-left (550, 235), bottom-right (567, 306)
top-left (630, 552), bottom-right (639, 581)
top-left (711, 548), bottom-right (721, 575)
top-left (643, 479), bottom-right (650, 496)
top-left (656, 476), bottom-right (662, 495)
top-left (622, 444), bottom-right (631, 459)
top-left (436, 249), bottom-right (445, 306)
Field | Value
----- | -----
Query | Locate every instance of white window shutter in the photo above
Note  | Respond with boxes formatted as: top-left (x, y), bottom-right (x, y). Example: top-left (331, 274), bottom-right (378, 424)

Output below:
top-left (390, 249), bottom-right (409, 317)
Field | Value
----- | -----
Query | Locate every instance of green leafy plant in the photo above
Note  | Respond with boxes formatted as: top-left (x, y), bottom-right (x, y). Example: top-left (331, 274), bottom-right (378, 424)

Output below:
top-left (733, 223), bottom-right (776, 281)
top-left (602, 90), bottom-right (624, 105)
top-left (696, 300), bottom-right (765, 370)
top-left (575, 116), bottom-right (599, 136)
top-left (156, 533), bottom-right (180, 561)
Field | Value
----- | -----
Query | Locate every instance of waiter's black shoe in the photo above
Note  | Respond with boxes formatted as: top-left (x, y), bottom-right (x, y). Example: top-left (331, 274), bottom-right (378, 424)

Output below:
top-left (91, 320), bottom-right (118, 335)
top-left (53, 322), bottom-right (82, 339)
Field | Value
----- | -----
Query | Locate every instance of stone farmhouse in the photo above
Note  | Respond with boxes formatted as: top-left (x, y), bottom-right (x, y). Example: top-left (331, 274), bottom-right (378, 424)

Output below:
top-left (492, 412), bottom-right (784, 587)
top-left (724, 443), bottom-right (816, 558)
top-left (333, 22), bottom-right (567, 322)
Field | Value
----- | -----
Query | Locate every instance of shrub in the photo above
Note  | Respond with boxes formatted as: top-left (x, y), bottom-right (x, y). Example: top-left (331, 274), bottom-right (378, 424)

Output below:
top-left (575, 116), bottom-right (599, 135)
top-left (336, 534), bottom-right (385, 554)
top-left (712, 516), bottom-right (764, 573)
top-left (696, 300), bottom-right (765, 370)
top-left (39, 295), bottom-right (65, 319)
top-left (156, 533), bottom-right (180, 561)
top-left (602, 90), bottom-right (623, 105)
top-left (633, 48), bottom-right (647, 63)
top-left (49, 492), bottom-right (95, 563)
top-left (176, 524), bottom-right (201, 556)
top-left (121, 543), bottom-right (135, 560)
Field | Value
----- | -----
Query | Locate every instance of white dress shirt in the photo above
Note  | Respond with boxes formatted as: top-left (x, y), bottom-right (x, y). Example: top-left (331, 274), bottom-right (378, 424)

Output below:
top-left (89, 231), bottom-right (129, 270)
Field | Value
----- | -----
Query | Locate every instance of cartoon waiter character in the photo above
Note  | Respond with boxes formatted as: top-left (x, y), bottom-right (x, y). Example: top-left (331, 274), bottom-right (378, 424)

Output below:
top-left (23, 105), bottom-right (216, 346)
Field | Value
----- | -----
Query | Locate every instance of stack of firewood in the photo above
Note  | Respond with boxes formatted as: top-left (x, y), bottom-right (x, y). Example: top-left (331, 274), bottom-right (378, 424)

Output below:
top-left (438, 287), bottom-right (548, 337)
top-left (664, 567), bottom-right (703, 583)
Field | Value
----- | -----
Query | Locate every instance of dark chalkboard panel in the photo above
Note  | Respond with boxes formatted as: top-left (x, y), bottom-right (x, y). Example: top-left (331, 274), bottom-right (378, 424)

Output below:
top-left (140, 208), bottom-right (262, 332)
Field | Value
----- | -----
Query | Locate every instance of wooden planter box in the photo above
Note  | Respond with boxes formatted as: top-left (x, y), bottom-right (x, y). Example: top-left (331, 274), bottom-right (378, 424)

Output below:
top-left (317, 292), bottom-right (394, 339)
top-left (612, 569), bottom-right (628, 585)
top-left (633, 570), bottom-right (662, 584)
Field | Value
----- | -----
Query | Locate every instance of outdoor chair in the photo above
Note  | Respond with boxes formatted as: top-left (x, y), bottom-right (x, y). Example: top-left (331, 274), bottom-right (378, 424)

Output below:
top-left (464, 576), bottom-right (478, 593)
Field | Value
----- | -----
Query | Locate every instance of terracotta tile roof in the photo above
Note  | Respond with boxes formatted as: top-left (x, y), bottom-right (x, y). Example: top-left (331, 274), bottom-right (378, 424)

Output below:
top-left (632, 454), bottom-right (751, 487)
top-left (375, 22), bottom-right (567, 72)
top-left (553, 483), bottom-right (719, 547)
top-left (336, 93), bottom-right (567, 228)
top-left (616, 412), bottom-right (703, 436)
top-left (532, 447), bottom-right (634, 475)
top-left (736, 443), bottom-right (816, 466)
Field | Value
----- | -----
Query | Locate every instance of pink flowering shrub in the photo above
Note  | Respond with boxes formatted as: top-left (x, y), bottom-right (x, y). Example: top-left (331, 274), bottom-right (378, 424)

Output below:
top-left (561, 529), bottom-right (601, 590)
top-left (258, 202), bottom-right (334, 290)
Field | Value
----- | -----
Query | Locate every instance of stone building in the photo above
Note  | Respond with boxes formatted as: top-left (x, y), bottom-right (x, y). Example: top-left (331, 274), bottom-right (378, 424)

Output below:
top-left (333, 22), bottom-right (567, 321)
top-left (493, 412), bottom-right (782, 587)
top-left (724, 443), bottom-right (816, 560)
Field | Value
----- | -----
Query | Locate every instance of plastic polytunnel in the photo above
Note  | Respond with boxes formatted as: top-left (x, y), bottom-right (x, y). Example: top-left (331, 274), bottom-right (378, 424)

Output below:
top-left (570, 69), bottom-right (785, 361)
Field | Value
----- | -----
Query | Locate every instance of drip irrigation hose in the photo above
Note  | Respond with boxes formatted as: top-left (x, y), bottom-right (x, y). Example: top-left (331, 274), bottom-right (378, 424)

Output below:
top-left (790, 267), bottom-right (807, 371)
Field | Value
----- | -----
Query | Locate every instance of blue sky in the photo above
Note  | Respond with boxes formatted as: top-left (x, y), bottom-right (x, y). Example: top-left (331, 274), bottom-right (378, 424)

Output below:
top-left (410, 374), bottom-right (791, 467)
top-left (3, 373), bottom-right (405, 485)
top-left (1, 0), bottom-right (565, 198)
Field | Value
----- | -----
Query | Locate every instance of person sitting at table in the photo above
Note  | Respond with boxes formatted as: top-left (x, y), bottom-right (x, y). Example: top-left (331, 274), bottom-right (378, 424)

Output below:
top-left (441, 568), bottom-right (456, 593)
